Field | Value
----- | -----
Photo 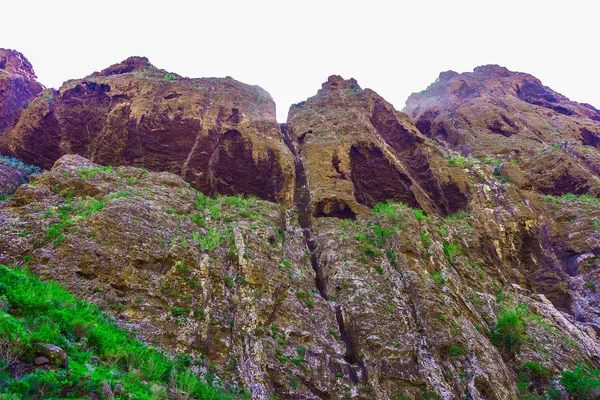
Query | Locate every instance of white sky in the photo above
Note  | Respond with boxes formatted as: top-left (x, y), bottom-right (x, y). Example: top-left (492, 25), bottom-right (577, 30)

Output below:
top-left (2, 0), bottom-right (598, 122)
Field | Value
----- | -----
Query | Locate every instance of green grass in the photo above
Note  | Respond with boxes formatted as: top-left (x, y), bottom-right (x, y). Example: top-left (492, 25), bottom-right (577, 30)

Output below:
top-left (442, 242), bottom-right (461, 260)
top-left (544, 193), bottom-right (600, 207)
top-left (560, 364), bottom-right (600, 399)
top-left (0, 265), bottom-right (243, 399)
top-left (76, 166), bottom-right (115, 181)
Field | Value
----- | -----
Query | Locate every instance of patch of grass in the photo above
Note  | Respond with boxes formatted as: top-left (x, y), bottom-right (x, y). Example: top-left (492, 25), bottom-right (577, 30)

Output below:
top-left (193, 227), bottom-right (232, 252)
top-left (447, 156), bottom-right (472, 168)
top-left (413, 209), bottom-right (426, 221)
top-left (432, 271), bottom-right (446, 285)
top-left (442, 242), bottom-right (461, 260)
top-left (560, 364), bottom-right (600, 399)
top-left (420, 232), bottom-right (431, 249)
top-left (586, 282), bottom-right (597, 293)
top-left (544, 193), bottom-right (600, 207)
top-left (0, 265), bottom-right (240, 399)
top-left (76, 166), bottom-right (115, 181)
top-left (163, 73), bottom-right (176, 82)
top-left (448, 345), bottom-right (468, 357)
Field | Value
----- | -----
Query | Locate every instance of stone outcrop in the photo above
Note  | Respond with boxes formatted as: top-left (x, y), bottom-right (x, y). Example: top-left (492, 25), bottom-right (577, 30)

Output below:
top-left (285, 76), bottom-right (472, 219)
top-left (0, 56), bottom-right (295, 206)
top-left (405, 65), bottom-right (600, 197)
top-left (0, 49), bottom-right (44, 134)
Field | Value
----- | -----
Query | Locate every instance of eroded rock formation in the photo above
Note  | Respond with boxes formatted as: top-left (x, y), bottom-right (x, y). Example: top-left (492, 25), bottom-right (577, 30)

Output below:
top-left (0, 56), bottom-right (295, 206)
top-left (1, 53), bottom-right (600, 400)
top-left (0, 49), bottom-right (43, 134)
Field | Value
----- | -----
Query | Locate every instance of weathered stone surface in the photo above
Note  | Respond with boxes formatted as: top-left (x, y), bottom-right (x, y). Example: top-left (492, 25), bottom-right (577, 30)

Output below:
top-left (0, 49), bottom-right (43, 135)
top-left (33, 343), bottom-right (68, 368)
top-left (2, 53), bottom-right (600, 399)
top-left (2, 154), bottom-right (600, 399)
top-left (405, 65), bottom-right (600, 196)
top-left (0, 57), bottom-right (295, 206)
top-left (286, 76), bottom-right (472, 219)
top-left (0, 161), bottom-right (29, 199)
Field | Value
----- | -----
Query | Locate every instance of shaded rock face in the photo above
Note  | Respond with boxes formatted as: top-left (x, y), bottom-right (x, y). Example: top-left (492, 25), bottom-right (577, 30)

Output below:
top-left (0, 49), bottom-right (44, 134)
top-left (285, 75), bottom-right (472, 219)
top-left (405, 65), bottom-right (600, 197)
top-left (0, 56), bottom-right (295, 206)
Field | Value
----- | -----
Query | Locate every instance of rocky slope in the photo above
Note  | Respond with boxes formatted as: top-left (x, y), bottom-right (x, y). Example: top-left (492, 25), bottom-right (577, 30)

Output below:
top-left (1, 53), bottom-right (600, 399)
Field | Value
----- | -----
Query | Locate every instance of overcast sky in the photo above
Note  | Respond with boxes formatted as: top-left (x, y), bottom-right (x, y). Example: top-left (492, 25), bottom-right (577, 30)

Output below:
top-left (3, 0), bottom-right (598, 122)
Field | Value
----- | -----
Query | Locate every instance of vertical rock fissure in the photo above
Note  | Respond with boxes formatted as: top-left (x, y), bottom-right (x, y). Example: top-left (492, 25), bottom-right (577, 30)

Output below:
top-left (281, 123), bottom-right (364, 380)
top-left (280, 123), bottom-right (327, 299)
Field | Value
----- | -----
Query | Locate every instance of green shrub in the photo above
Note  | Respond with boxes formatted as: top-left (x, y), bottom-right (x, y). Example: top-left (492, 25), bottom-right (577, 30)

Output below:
top-left (0, 155), bottom-right (42, 175)
top-left (560, 364), bottom-right (600, 399)
top-left (448, 345), bottom-right (468, 357)
top-left (443, 242), bottom-right (461, 260)
top-left (490, 304), bottom-right (528, 353)
top-left (414, 209), bottom-right (426, 221)
top-left (420, 232), bottom-right (431, 249)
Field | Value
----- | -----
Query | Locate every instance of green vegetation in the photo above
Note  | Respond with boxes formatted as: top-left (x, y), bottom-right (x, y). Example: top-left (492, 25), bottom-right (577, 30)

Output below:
top-left (585, 282), bottom-right (597, 293)
top-left (516, 362), bottom-right (555, 399)
top-left (442, 242), bottom-right (461, 260)
top-left (413, 209), bottom-right (426, 221)
top-left (446, 155), bottom-right (473, 168)
top-left (0, 155), bottom-right (42, 175)
top-left (76, 166), bottom-right (115, 181)
top-left (448, 345), bottom-right (468, 357)
top-left (0, 265), bottom-right (242, 399)
top-left (420, 232), bottom-right (431, 249)
top-left (490, 303), bottom-right (528, 353)
top-left (431, 271), bottom-right (445, 285)
top-left (371, 200), bottom-right (407, 220)
top-left (560, 364), bottom-right (600, 399)
top-left (163, 73), bottom-right (176, 82)
top-left (544, 193), bottom-right (600, 207)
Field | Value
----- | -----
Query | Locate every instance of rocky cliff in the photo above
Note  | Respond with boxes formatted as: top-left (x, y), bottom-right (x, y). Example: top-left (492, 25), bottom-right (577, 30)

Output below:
top-left (0, 56), bottom-right (295, 206)
top-left (1, 53), bottom-right (600, 400)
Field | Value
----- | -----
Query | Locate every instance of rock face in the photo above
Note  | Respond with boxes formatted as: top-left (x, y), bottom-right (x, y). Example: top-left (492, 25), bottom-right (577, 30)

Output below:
top-left (285, 76), bottom-right (472, 219)
top-left (2, 154), bottom-right (600, 399)
top-left (0, 49), bottom-right (44, 134)
top-left (0, 56), bottom-right (295, 206)
top-left (1, 54), bottom-right (600, 400)
top-left (405, 65), bottom-right (600, 197)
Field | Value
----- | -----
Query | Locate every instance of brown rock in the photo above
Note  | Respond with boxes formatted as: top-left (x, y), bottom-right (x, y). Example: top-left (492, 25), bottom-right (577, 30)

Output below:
top-left (0, 56), bottom-right (295, 206)
top-left (33, 343), bottom-right (68, 368)
top-left (34, 356), bottom-right (49, 366)
top-left (0, 160), bottom-right (29, 199)
top-left (405, 64), bottom-right (600, 196)
top-left (0, 49), bottom-right (44, 135)
top-left (285, 75), bottom-right (472, 219)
